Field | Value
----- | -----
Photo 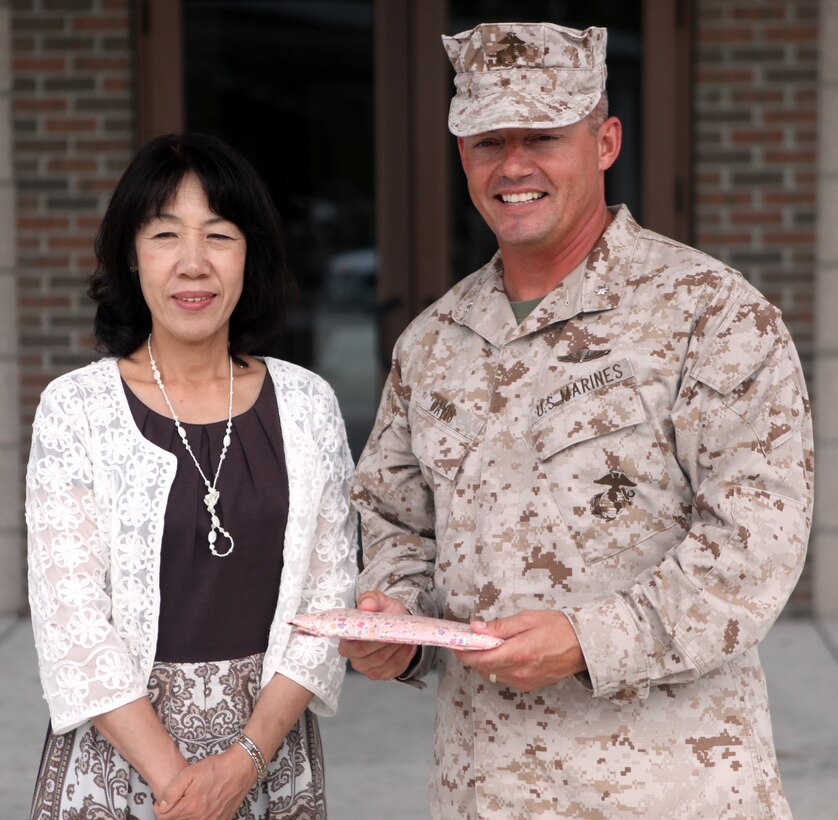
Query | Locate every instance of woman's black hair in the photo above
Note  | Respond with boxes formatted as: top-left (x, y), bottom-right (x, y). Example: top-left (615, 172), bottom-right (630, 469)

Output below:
top-left (88, 132), bottom-right (296, 358)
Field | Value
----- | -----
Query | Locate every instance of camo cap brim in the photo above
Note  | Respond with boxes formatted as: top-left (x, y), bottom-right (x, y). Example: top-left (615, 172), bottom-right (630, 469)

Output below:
top-left (443, 22), bottom-right (607, 137)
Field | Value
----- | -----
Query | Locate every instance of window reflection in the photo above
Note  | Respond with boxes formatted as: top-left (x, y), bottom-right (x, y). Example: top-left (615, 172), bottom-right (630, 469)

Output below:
top-left (184, 0), bottom-right (376, 459)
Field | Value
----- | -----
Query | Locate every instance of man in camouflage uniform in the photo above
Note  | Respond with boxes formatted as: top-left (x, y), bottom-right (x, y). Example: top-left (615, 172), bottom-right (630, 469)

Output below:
top-left (340, 22), bottom-right (813, 819)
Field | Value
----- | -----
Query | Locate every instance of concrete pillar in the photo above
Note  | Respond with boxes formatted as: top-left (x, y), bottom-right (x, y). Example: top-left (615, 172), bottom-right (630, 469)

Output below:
top-left (814, 0), bottom-right (838, 630)
top-left (0, 0), bottom-right (24, 613)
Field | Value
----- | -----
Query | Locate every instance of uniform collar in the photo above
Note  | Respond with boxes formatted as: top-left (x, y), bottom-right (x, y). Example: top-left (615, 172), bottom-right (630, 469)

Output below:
top-left (451, 205), bottom-right (642, 347)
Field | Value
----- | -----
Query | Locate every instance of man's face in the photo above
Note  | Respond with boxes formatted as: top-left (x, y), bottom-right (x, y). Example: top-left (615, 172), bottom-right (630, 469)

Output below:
top-left (457, 118), bottom-right (621, 257)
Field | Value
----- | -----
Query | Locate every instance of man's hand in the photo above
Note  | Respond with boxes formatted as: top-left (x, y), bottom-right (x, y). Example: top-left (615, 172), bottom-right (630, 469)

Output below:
top-left (453, 610), bottom-right (586, 693)
top-left (337, 592), bottom-right (418, 680)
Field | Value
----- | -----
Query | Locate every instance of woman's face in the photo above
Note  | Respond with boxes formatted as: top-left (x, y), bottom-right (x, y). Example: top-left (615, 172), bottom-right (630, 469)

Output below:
top-left (134, 172), bottom-right (247, 348)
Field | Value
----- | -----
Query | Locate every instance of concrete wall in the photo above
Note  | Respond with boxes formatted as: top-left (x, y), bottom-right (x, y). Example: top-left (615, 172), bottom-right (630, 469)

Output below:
top-left (814, 0), bottom-right (838, 621)
top-left (0, 0), bottom-right (24, 612)
top-left (693, 0), bottom-right (819, 612)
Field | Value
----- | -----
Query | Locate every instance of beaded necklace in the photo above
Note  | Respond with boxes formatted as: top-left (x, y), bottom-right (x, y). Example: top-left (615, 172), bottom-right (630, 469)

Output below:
top-left (147, 334), bottom-right (235, 557)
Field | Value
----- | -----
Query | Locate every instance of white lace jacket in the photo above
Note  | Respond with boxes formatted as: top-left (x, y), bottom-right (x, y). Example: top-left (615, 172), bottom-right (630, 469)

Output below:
top-left (26, 357), bottom-right (357, 734)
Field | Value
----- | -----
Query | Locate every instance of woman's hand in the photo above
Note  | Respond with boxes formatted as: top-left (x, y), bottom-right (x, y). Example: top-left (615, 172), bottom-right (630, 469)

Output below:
top-left (154, 672), bottom-right (314, 818)
top-left (91, 697), bottom-right (189, 798)
top-left (337, 591), bottom-right (419, 679)
top-left (154, 744), bottom-right (258, 820)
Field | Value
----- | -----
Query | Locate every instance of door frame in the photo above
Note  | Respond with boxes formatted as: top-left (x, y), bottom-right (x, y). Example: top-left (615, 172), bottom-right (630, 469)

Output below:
top-left (134, 0), bottom-right (693, 357)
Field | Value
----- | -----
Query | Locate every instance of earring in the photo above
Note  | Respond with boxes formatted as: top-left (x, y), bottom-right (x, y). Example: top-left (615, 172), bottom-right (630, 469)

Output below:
top-left (129, 264), bottom-right (137, 272)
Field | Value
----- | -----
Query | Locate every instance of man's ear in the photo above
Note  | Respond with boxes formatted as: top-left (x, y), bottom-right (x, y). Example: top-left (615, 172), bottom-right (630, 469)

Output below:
top-left (597, 116), bottom-right (622, 171)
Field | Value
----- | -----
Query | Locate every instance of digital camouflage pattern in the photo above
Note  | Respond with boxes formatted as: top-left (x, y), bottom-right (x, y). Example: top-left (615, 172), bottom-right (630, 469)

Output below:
top-left (353, 206), bottom-right (813, 818)
top-left (443, 23), bottom-right (607, 137)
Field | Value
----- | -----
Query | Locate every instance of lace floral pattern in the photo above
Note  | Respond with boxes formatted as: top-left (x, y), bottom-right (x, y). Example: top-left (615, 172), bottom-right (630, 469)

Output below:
top-left (27, 357), bottom-right (357, 733)
top-left (31, 654), bottom-right (326, 819)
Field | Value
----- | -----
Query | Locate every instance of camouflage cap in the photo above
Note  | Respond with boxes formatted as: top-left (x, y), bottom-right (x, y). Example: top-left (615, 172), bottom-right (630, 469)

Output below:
top-left (442, 22), bottom-right (607, 137)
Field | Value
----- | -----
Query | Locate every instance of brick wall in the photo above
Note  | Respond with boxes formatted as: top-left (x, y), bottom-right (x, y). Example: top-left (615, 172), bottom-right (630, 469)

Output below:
top-left (693, 0), bottom-right (818, 612)
top-left (7, 0), bottom-right (821, 612)
top-left (12, 0), bottom-right (135, 429)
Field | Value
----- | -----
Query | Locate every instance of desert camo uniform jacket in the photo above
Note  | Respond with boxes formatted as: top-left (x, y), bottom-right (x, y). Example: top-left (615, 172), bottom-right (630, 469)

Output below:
top-left (353, 206), bottom-right (813, 819)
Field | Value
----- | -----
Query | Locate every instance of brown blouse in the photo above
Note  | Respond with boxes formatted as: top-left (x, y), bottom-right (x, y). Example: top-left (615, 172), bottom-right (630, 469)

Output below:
top-left (123, 373), bottom-right (289, 662)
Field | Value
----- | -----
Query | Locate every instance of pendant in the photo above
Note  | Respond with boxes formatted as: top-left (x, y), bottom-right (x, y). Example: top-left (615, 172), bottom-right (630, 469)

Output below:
top-left (203, 488), bottom-right (233, 556)
top-left (209, 525), bottom-right (235, 558)
top-left (204, 488), bottom-right (220, 512)
top-left (147, 335), bottom-right (236, 559)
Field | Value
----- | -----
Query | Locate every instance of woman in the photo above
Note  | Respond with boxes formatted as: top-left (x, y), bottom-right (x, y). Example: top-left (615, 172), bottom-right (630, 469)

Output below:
top-left (26, 133), bottom-right (357, 819)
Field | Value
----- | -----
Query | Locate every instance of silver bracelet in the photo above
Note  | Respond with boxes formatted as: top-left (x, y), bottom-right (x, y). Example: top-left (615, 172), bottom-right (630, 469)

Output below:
top-left (233, 732), bottom-right (268, 783)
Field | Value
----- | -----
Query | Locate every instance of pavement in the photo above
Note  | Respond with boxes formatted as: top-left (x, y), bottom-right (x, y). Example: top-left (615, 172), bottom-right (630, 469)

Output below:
top-left (1, 615), bottom-right (837, 819)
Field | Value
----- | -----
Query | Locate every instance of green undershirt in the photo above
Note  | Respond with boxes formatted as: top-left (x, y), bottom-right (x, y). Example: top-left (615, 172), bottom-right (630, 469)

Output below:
top-left (510, 296), bottom-right (546, 325)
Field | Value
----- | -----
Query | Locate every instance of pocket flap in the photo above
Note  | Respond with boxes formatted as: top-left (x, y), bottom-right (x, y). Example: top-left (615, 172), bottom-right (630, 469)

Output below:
top-left (530, 366), bottom-right (646, 460)
top-left (411, 388), bottom-right (483, 480)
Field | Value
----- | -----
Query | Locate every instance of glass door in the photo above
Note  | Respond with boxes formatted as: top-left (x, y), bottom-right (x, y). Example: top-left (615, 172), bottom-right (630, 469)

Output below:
top-left (138, 0), bottom-right (688, 454)
top-left (182, 0), bottom-right (376, 460)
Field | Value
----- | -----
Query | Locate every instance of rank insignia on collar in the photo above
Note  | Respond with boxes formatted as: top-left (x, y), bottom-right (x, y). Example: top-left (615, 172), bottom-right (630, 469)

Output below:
top-left (556, 347), bottom-right (610, 363)
top-left (589, 468), bottom-right (637, 521)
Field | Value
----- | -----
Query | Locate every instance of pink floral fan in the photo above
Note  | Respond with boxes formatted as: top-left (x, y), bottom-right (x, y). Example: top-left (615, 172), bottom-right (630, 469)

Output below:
top-left (289, 608), bottom-right (503, 650)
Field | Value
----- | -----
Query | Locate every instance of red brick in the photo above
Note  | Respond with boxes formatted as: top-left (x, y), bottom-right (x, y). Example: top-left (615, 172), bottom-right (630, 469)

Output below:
top-left (76, 138), bottom-right (133, 152)
top-left (78, 179), bottom-right (122, 192)
top-left (763, 25), bottom-right (817, 41)
top-left (76, 215), bottom-right (105, 231)
top-left (14, 98), bottom-right (67, 112)
top-left (12, 56), bottom-right (67, 72)
top-left (17, 216), bottom-right (71, 230)
top-left (730, 7), bottom-right (787, 21)
top-left (763, 109), bottom-right (817, 123)
top-left (763, 232), bottom-right (816, 246)
top-left (764, 150), bottom-right (816, 164)
top-left (697, 191), bottom-right (752, 205)
top-left (73, 56), bottom-right (130, 71)
top-left (695, 232), bottom-right (752, 245)
top-left (72, 15), bottom-right (129, 32)
top-left (730, 211), bottom-right (783, 225)
top-left (696, 68), bottom-right (755, 83)
top-left (732, 89), bottom-right (783, 103)
top-left (103, 77), bottom-right (130, 92)
top-left (697, 26), bottom-right (754, 43)
top-left (730, 129), bottom-right (784, 144)
top-left (45, 118), bottom-right (98, 133)
top-left (19, 295), bottom-right (72, 308)
top-left (49, 237), bottom-right (96, 250)
top-left (45, 158), bottom-right (99, 172)
top-left (763, 191), bottom-right (816, 205)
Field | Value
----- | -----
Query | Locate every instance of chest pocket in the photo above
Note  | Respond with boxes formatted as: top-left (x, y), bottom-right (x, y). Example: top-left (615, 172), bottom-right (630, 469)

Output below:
top-left (411, 387), bottom-right (483, 481)
top-left (410, 388), bottom-right (484, 540)
top-left (529, 361), bottom-right (682, 565)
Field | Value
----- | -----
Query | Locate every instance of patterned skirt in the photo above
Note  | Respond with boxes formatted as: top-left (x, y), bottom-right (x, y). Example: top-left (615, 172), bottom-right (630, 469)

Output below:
top-left (30, 653), bottom-right (326, 819)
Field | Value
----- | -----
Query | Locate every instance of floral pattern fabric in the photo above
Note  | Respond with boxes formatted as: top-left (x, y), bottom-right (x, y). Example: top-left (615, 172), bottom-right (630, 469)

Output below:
top-left (31, 654), bottom-right (326, 819)
top-left (290, 607), bottom-right (504, 649)
top-left (26, 357), bottom-right (357, 734)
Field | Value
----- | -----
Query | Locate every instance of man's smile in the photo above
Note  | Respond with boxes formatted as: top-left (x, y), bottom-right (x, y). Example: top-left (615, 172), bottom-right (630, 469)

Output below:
top-left (498, 192), bottom-right (547, 204)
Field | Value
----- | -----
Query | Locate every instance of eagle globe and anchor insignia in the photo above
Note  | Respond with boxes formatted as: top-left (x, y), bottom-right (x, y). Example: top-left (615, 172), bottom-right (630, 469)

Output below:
top-left (589, 468), bottom-right (637, 521)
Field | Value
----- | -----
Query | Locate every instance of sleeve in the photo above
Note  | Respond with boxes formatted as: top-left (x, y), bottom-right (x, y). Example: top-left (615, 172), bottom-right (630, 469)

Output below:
top-left (26, 387), bottom-right (148, 733)
top-left (563, 281), bottom-right (814, 703)
top-left (352, 356), bottom-right (440, 681)
top-left (275, 384), bottom-right (359, 715)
